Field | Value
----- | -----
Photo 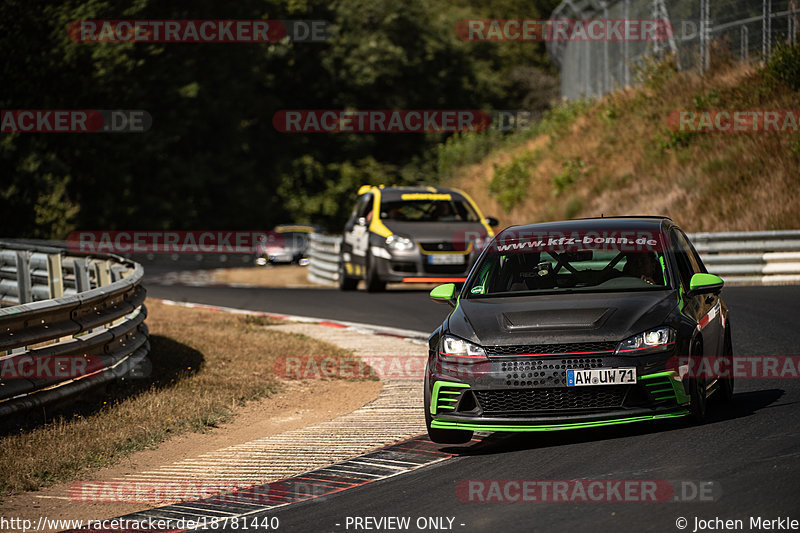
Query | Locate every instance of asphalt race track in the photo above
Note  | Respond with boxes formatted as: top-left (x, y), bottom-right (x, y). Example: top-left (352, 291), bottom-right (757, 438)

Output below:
top-left (145, 281), bottom-right (800, 532)
top-left (145, 283), bottom-right (453, 333)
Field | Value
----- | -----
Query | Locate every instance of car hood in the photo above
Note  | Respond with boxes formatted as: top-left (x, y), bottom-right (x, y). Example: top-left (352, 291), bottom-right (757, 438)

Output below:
top-left (447, 290), bottom-right (677, 346)
top-left (382, 221), bottom-right (489, 243)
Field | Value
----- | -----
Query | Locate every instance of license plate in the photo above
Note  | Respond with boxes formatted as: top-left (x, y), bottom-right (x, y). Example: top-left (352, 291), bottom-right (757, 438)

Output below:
top-left (427, 254), bottom-right (466, 265)
top-left (567, 368), bottom-right (636, 386)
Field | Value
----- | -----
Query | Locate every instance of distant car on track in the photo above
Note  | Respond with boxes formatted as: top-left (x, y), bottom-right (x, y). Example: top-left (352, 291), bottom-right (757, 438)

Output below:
top-left (338, 185), bottom-right (498, 292)
top-left (425, 217), bottom-right (733, 444)
top-left (256, 224), bottom-right (318, 265)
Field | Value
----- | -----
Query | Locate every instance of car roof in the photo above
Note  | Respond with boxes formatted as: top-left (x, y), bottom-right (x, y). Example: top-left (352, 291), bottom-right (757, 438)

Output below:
top-left (499, 216), bottom-right (674, 237)
top-left (358, 185), bottom-right (466, 202)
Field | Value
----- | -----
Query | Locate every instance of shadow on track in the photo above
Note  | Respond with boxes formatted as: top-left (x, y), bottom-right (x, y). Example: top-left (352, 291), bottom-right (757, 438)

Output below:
top-left (435, 389), bottom-right (784, 457)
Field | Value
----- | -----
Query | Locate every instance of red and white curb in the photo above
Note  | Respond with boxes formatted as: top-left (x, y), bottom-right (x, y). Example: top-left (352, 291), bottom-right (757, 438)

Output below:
top-left (154, 298), bottom-right (429, 343)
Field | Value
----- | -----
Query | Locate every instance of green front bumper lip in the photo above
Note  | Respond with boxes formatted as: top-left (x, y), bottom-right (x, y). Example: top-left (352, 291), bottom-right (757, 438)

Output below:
top-left (430, 411), bottom-right (689, 432)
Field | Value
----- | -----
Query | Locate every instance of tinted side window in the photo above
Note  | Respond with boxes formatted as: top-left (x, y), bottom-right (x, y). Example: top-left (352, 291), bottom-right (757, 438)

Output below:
top-left (669, 229), bottom-right (694, 290)
top-left (679, 230), bottom-right (708, 274)
top-left (357, 194), bottom-right (373, 219)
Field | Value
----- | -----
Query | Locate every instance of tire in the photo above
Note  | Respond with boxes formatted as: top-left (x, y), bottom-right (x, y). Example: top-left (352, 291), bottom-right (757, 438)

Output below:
top-left (717, 327), bottom-right (735, 403)
top-left (687, 341), bottom-right (708, 423)
top-left (364, 253), bottom-right (386, 293)
top-left (425, 408), bottom-right (473, 445)
top-left (338, 261), bottom-right (358, 291)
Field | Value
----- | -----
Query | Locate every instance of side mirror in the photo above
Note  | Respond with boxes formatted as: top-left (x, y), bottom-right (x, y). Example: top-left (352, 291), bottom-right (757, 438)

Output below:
top-left (485, 216), bottom-right (500, 227)
top-left (430, 283), bottom-right (457, 307)
top-left (687, 273), bottom-right (724, 297)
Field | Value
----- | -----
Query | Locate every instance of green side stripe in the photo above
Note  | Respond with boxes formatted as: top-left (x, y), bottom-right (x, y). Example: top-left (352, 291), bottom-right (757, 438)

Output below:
top-left (431, 411), bottom-right (689, 432)
top-left (640, 371), bottom-right (676, 380)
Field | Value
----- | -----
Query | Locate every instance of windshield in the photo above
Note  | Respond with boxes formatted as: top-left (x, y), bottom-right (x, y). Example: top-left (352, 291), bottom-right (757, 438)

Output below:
top-left (466, 247), bottom-right (671, 296)
top-left (380, 199), bottom-right (479, 223)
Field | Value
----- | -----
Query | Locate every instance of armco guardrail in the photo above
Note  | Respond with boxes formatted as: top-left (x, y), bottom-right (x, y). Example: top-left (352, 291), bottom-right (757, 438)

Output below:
top-left (307, 230), bottom-right (800, 287)
top-left (307, 233), bottom-right (341, 285)
top-left (689, 230), bottom-right (800, 285)
top-left (0, 241), bottom-right (149, 417)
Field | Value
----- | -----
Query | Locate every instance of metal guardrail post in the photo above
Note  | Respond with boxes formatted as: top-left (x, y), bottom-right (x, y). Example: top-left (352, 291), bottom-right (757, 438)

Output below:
top-left (73, 257), bottom-right (91, 293)
top-left (46, 253), bottom-right (63, 298)
top-left (94, 259), bottom-right (111, 287)
top-left (16, 250), bottom-right (31, 304)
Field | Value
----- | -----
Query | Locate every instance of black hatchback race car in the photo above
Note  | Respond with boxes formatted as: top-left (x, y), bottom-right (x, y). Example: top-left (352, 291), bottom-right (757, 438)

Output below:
top-left (425, 217), bottom-right (733, 444)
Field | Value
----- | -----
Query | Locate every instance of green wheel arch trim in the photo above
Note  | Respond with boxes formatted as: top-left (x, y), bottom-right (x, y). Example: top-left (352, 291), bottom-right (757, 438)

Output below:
top-left (640, 371), bottom-right (691, 404)
top-left (430, 411), bottom-right (689, 432)
top-left (430, 380), bottom-right (470, 415)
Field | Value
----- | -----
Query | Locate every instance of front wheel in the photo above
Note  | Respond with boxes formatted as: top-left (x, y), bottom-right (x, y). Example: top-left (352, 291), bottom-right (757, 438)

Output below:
top-left (717, 328), bottom-right (735, 403)
top-left (364, 253), bottom-right (386, 293)
top-left (338, 261), bottom-right (358, 291)
top-left (687, 342), bottom-right (708, 423)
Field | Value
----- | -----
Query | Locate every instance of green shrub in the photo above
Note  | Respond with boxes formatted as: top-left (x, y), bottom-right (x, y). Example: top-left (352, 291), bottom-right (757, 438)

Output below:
top-left (537, 99), bottom-right (593, 140)
top-left (552, 158), bottom-right (586, 194)
top-left (765, 43), bottom-right (800, 90)
top-left (634, 54), bottom-right (678, 91)
top-left (488, 150), bottom-right (540, 211)
top-left (436, 130), bottom-right (505, 181)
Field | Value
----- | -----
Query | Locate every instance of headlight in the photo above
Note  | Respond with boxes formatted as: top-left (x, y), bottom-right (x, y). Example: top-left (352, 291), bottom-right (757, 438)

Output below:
top-left (440, 335), bottom-right (487, 360)
top-left (385, 235), bottom-right (414, 252)
top-left (616, 327), bottom-right (675, 354)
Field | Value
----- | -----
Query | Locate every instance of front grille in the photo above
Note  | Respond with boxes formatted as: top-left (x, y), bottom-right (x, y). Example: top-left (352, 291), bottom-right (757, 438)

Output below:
top-left (475, 387), bottom-right (628, 413)
top-left (390, 262), bottom-right (416, 273)
top-left (485, 342), bottom-right (617, 357)
top-left (419, 241), bottom-right (468, 252)
top-left (498, 357), bottom-right (605, 387)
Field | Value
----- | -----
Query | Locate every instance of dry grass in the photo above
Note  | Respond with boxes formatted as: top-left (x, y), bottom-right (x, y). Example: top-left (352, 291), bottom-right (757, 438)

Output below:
top-left (448, 63), bottom-right (800, 232)
top-left (0, 301), bottom-right (352, 497)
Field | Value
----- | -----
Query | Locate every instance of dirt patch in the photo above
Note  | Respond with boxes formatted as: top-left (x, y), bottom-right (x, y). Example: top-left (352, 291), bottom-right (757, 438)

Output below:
top-left (212, 265), bottom-right (320, 287)
top-left (0, 379), bottom-right (380, 528)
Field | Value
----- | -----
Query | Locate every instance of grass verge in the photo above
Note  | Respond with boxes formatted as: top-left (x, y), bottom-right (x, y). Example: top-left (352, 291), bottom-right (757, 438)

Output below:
top-left (442, 55), bottom-right (800, 231)
top-left (0, 300), bottom-right (352, 498)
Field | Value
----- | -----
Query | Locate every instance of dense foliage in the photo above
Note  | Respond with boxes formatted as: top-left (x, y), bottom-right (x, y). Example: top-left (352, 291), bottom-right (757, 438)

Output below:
top-left (0, 0), bottom-right (559, 236)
